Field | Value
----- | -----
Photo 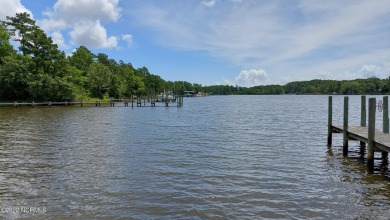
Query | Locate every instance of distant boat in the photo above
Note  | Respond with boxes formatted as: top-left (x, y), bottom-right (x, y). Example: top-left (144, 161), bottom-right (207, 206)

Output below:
top-left (156, 91), bottom-right (176, 102)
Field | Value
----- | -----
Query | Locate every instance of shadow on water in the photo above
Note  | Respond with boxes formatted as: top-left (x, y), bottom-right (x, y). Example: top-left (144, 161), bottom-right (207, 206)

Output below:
top-left (326, 141), bottom-right (390, 219)
top-left (327, 142), bottom-right (390, 179)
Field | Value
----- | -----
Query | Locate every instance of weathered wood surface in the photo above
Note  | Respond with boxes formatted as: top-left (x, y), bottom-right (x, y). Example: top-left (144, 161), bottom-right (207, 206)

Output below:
top-left (332, 125), bottom-right (390, 153)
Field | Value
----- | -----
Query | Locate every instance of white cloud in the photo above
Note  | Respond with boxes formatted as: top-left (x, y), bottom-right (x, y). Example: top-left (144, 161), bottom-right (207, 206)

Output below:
top-left (40, 0), bottom-right (121, 49)
top-left (202, 0), bottom-right (217, 7)
top-left (121, 34), bottom-right (133, 47)
top-left (0, 0), bottom-right (32, 20)
top-left (51, 31), bottom-right (69, 50)
top-left (216, 69), bottom-right (270, 87)
top-left (358, 63), bottom-right (390, 79)
top-left (235, 69), bottom-right (269, 87)
top-left (70, 21), bottom-right (117, 48)
top-left (51, 0), bottom-right (120, 24)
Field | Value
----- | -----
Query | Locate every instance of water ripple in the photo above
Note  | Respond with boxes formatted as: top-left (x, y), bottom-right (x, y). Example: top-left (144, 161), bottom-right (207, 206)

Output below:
top-left (0, 95), bottom-right (389, 219)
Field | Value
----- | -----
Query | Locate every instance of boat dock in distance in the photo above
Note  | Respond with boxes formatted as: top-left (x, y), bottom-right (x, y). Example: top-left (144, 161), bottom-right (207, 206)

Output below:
top-left (0, 96), bottom-right (184, 108)
top-left (327, 95), bottom-right (390, 169)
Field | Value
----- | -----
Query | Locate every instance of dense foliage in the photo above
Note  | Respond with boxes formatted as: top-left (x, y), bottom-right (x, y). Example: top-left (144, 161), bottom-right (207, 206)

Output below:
top-left (203, 78), bottom-right (390, 95)
top-left (0, 13), bottom-right (196, 102)
top-left (0, 13), bottom-right (389, 101)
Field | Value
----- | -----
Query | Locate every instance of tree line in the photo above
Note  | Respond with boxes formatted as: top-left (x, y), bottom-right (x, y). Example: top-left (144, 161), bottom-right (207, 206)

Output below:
top-left (203, 78), bottom-right (390, 95)
top-left (1, 13), bottom-right (389, 102)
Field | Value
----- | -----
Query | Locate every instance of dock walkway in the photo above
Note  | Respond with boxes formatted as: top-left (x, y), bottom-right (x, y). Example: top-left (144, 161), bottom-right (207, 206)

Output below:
top-left (332, 125), bottom-right (390, 153)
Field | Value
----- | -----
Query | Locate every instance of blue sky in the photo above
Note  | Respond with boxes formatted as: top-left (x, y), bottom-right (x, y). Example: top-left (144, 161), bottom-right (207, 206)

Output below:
top-left (1, 0), bottom-right (389, 86)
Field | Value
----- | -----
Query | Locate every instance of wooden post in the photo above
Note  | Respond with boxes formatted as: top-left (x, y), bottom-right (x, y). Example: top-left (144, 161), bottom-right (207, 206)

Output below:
top-left (327, 96), bottom-right (332, 146)
top-left (343, 96), bottom-right (349, 156)
top-left (361, 95), bottom-right (366, 127)
top-left (65, 101), bottom-right (68, 106)
top-left (32, 101), bottom-right (35, 107)
top-left (48, 101), bottom-right (52, 107)
top-left (360, 95), bottom-right (366, 147)
top-left (14, 101), bottom-right (17, 108)
top-left (131, 95), bottom-right (134, 108)
top-left (383, 96), bottom-right (389, 133)
top-left (367, 98), bottom-right (376, 166)
top-left (382, 96), bottom-right (389, 159)
top-left (81, 101), bottom-right (83, 107)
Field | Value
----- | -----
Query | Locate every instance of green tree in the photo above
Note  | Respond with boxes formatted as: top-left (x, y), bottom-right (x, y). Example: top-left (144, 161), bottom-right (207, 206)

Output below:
top-left (68, 46), bottom-right (95, 75)
top-left (87, 62), bottom-right (112, 98)
top-left (4, 12), bottom-right (35, 56)
top-left (0, 55), bottom-right (32, 100)
top-left (341, 81), bottom-right (362, 94)
top-left (0, 25), bottom-right (16, 64)
top-left (5, 13), bottom-right (68, 76)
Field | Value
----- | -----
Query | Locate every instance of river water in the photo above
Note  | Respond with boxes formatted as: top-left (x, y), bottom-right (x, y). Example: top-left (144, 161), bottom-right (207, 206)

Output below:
top-left (0, 95), bottom-right (389, 219)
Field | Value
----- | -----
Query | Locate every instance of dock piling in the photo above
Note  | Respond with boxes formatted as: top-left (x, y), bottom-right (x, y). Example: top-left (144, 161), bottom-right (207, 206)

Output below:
top-left (361, 95), bottom-right (366, 127)
top-left (360, 95), bottom-right (366, 147)
top-left (343, 96), bottom-right (349, 155)
top-left (383, 96), bottom-right (389, 133)
top-left (327, 96), bottom-right (332, 146)
top-left (367, 98), bottom-right (376, 166)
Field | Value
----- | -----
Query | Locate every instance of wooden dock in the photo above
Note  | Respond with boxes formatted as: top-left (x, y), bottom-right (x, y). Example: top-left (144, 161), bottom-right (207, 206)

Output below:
top-left (331, 125), bottom-right (390, 153)
top-left (0, 97), bottom-right (184, 108)
top-left (328, 96), bottom-right (390, 169)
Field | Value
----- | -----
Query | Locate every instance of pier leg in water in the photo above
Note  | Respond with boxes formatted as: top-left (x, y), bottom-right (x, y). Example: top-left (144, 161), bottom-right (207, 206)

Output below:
top-left (382, 152), bottom-right (389, 161)
top-left (327, 96), bottom-right (332, 146)
top-left (367, 98), bottom-right (376, 169)
top-left (343, 96), bottom-right (349, 156)
top-left (360, 95), bottom-right (366, 147)
top-left (383, 96), bottom-right (389, 133)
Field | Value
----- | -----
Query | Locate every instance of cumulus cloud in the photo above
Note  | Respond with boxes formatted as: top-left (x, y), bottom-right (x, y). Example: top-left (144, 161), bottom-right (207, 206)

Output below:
top-left (202, 0), bottom-right (217, 7)
top-left (50, 0), bottom-right (120, 24)
top-left (235, 69), bottom-right (269, 87)
top-left (70, 21), bottom-right (117, 48)
top-left (40, 0), bottom-right (121, 49)
top-left (50, 31), bottom-right (69, 50)
top-left (121, 34), bottom-right (134, 47)
top-left (0, 0), bottom-right (32, 20)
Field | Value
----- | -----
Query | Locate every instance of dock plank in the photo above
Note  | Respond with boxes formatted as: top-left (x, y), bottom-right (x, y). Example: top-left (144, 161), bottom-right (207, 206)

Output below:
top-left (332, 125), bottom-right (390, 152)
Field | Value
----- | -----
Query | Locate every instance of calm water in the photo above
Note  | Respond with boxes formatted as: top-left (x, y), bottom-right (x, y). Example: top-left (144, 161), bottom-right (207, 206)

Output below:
top-left (0, 95), bottom-right (389, 219)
